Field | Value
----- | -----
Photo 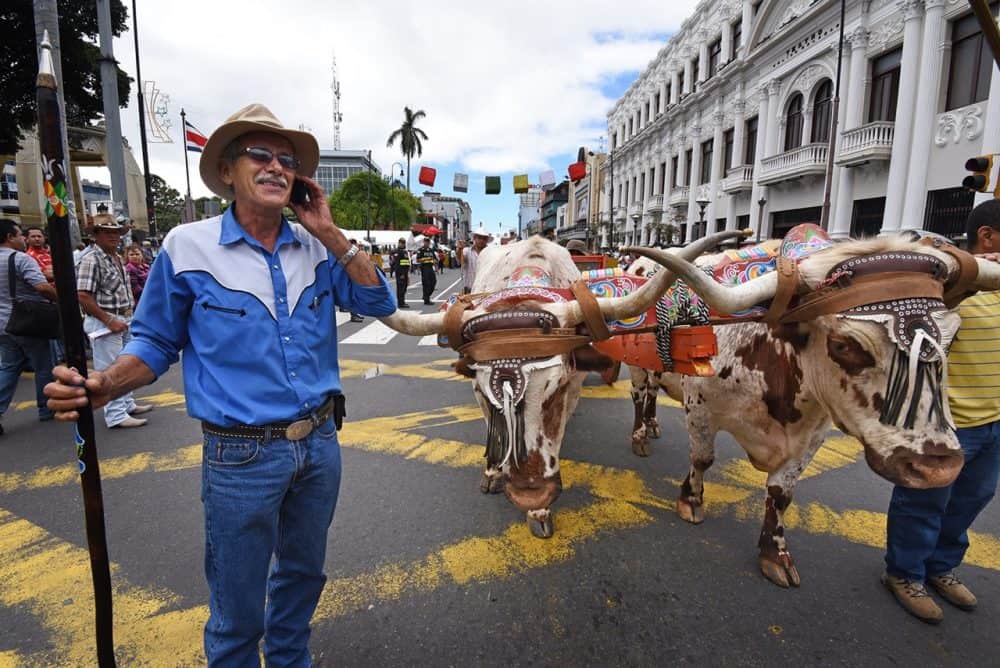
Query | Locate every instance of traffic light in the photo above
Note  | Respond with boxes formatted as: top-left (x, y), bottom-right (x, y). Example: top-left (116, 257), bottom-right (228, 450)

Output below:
top-left (963, 155), bottom-right (994, 192)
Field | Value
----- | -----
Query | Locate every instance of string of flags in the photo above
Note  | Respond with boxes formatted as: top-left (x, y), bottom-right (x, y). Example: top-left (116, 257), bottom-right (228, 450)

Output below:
top-left (415, 159), bottom-right (589, 195)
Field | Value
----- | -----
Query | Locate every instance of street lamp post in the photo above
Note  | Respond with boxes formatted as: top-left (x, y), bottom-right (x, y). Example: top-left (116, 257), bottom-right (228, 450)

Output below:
top-left (696, 195), bottom-right (710, 241)
top-left (365, 149), bottom-right (372, 244)
top-left (756, 195), bottom-right (767, 242)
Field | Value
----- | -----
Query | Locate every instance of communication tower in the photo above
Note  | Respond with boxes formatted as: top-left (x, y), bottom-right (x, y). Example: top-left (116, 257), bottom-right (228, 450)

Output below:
top-left (331, 53), bottom-right (342, 150)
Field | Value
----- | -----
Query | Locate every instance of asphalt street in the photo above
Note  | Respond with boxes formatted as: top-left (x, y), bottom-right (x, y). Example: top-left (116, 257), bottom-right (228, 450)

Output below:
top-left (1, 266), bottom-right (998, 666)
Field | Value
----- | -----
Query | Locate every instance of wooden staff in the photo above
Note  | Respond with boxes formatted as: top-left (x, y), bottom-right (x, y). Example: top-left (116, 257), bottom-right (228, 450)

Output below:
top-left (36, 30), bottom-right (116, 667)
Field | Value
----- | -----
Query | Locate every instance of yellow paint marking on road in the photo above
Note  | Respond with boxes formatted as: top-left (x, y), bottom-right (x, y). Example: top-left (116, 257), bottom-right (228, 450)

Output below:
top-left (578, 380), bottom-right (681, 407)
top-left (136, 389), bottom-right (187, 408)
top-left (314, 500), bottom-right (651, 619)
top-left (0, 508), bottom-right (207, 666)
top-left (339, 358), bottom-right (464, 383)
top-left (0, 651), bottom-right (23, 668)
top-left (717, 435), bottom-right (864, 489)
top-left (14, 400), bottom-right (35, 412)
top-left (0, 444), bottom-right (201, 494)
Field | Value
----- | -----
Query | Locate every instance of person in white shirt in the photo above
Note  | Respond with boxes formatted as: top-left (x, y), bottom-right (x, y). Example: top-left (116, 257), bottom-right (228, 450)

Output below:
top-left (461, 227), bottom-right (491, 294)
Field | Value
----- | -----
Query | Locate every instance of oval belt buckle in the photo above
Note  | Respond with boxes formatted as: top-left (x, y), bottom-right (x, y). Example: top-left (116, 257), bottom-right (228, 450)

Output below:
top-left (285, 419), bottom-right (313, 441)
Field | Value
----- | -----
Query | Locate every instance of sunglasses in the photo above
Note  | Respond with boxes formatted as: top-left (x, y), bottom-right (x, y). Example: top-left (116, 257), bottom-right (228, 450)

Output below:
top-left (240, 146), bottom-right (300, 170)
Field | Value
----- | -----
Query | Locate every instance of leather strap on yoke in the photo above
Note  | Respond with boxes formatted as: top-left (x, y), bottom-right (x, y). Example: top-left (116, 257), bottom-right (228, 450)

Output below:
top-left (779, 272), bottom-right (945, 323)
top-left (570, 280), bottom-right (611, 341)
top-left (919, 238), bottom-right (980, 308)
top-left (444, 296), bottom-right (476, 352)
top-left (762, 257), bottom-right (799, 324)
top-left (459, 328), bottom-right (591, 362)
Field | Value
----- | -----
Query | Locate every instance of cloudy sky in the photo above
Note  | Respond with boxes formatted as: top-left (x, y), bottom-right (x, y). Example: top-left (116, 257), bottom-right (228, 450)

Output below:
top-left (83, 0), bottom-right (699, 234)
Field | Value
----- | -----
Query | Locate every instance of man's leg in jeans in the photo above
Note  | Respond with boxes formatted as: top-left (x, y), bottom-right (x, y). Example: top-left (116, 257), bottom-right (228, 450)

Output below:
top-left (926, 422), bottom-right (1000, 576)
top-left (264, 425), bottom-right (342, 666)
top-left (202, 434), bottom-right (293, 667)
top-left (0, 335), bottom-right (28, 426)
top-left (20, 335), bottom-right (55, 420)
top-left (90, 324), bottom-right (134, 426)
top-left (885, 482), bottom-right (953, 582)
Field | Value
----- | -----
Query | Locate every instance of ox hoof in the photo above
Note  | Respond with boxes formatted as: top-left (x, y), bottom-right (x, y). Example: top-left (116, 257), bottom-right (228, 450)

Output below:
top-left (758, 555), bottom-right (801, 589)
top-left (676, 497), bottom-right (705, 524)
top-left (527, 515), bottom-right (554, 539)
top-left (647, 423), bottom-right (661, 439)
top-left (479, 474), bottom-right (504, 495)
top-left (631, 438), bottom-right (651, 457)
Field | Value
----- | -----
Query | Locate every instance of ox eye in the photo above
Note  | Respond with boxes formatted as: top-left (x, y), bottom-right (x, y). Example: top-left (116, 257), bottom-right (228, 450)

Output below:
top-left (827, 336), bottom-right (875, 375)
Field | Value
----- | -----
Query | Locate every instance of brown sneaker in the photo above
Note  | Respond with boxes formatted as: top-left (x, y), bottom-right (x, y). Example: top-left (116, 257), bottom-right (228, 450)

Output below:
top-left (928, 572), bottom-right (977, 611)
top-left (881, 573), bottom-right (944, 624)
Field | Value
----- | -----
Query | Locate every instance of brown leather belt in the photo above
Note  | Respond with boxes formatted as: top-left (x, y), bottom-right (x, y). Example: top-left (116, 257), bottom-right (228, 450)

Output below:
top-left (201, 395), bottom-right (341, 442)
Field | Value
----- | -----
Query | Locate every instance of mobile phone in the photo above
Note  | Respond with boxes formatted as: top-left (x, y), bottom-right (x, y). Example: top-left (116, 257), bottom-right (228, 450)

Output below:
top-left (290, 179), bottom-right (310, 205)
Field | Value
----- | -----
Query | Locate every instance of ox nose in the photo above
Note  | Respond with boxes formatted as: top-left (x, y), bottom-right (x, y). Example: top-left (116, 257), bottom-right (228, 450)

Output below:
top-left (876, 443), bottom-right (964, 490)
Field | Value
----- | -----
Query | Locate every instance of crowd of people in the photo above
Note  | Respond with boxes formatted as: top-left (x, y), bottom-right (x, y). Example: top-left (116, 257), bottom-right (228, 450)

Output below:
top-left (0, 101), bottom-right (990, 662)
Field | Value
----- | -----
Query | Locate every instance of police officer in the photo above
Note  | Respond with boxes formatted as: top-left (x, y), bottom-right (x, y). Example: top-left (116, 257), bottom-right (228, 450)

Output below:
top-left (390, 238), bottom-right (411, 308)
top-left (416, 237), bottom-right (438, 305)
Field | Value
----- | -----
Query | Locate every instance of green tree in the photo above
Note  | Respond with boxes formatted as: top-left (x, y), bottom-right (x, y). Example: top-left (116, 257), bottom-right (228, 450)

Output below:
top-left (385, 107), bottom-right (428, 191)
top-left (328, 171), bottom-right (421, 232)
top-left (1, 0), bottom-right (133, 154)
top-left (149, 174), bottom-right (182, 233)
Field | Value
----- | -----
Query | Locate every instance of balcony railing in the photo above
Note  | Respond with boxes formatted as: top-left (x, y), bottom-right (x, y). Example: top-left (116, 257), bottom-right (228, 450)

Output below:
top-left (628, 202), bottom-right (643, 218)
top-left (645, 193), bottom-right (664, 213)
top-left (668, 186), bottom-right (690, 207)
top-left (758, 143), bottom-right (828, 185)
top-left (837, 121), bottom-right (895, 167)
top-left (614, 206), bottom-right (626, 222)
top-left (721, 165), bottom-right (754, 194)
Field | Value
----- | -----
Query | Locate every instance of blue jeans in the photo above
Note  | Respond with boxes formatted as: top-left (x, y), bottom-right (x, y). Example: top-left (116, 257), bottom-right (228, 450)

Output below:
top-left (885, 420), bottom-right (1000, 581)
top-left (83, 316), bottom-right (137, 427)
top-left (0, 333), bottom-right (55, 421)
top-left (201, 418), bottom-right (342, 667)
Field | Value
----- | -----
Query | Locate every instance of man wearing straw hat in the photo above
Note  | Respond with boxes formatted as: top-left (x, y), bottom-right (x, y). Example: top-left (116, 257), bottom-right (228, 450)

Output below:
top-left (461, 224), bottom-right (491, 294)
top-left (46, 104), bottom-right (396, 665)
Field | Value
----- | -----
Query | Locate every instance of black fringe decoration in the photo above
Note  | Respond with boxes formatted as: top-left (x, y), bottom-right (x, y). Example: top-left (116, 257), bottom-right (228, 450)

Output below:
top-left (485, 402), bottom-right (527, 468)
top-left (879, 349), bottom-right (949, 431)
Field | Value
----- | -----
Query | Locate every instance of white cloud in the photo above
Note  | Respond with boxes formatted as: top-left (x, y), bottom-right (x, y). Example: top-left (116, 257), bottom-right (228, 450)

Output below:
top-left (81, 0), bottom-right (697, 221)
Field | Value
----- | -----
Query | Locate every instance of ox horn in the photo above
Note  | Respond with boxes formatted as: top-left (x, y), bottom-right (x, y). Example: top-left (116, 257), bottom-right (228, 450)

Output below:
top-left (550, 229), bottom-right (751, 327)
top-left (973, 256), bottom-right (1000, 292)
top-left (622, 237), bottom-right (783, 316)
top-left (380, 307), bottom-right (447, 336)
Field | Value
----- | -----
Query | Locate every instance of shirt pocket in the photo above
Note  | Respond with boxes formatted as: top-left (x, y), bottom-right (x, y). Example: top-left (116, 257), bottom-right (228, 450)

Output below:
top-left (198, 300), bottom-right (248, 319)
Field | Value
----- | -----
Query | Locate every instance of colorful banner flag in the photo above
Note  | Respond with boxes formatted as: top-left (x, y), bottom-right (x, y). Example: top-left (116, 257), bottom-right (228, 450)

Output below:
top-left (184, 120), bottom-right (207, 153)
top-left (538, 169), bottom-right (555, 187)
top-left (485, 176), bottom-right (501, 194)
top-left (513, 174), bottom-right (529, 193)
top-left (453, 173), bottom-right (468, 192)
top-left (568, 161), bottom-right (587, 182)
top-left (419, 166), bottom-right (437, 187)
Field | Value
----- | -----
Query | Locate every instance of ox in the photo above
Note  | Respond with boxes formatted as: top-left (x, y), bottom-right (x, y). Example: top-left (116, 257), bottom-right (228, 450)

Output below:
top-left (621, 235), bottom-right (1000, 587)
top-left (380, 231), bottom-right (743, 537)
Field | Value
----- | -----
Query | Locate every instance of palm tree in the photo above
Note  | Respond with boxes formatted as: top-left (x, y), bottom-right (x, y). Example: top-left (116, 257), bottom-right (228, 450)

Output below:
top-left (386, 107), bottom-right (428, 192)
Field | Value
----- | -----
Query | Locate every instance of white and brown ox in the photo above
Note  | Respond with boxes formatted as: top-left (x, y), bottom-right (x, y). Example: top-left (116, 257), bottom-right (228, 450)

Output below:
top-left (380, 231), bottom-right (744, 537)
top-left (621, 237), bottom-right (1000, 587)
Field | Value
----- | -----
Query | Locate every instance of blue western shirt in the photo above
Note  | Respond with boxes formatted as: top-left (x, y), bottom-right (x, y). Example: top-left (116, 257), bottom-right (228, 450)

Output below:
top-left (122, 208), bottom-right (396, 426)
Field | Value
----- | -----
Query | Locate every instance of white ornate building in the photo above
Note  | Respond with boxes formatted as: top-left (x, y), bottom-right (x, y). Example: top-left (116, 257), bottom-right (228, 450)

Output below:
top-left (602, 0), bottom-right (999, 248)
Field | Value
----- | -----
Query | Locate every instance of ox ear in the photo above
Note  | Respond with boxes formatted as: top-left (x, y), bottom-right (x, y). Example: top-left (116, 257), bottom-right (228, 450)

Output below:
top-left (573, 345), bottom-right (617, 375)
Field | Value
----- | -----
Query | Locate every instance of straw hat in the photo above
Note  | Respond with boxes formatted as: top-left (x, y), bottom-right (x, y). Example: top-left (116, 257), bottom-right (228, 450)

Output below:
top-left (199, 103), bottom-right (320, 199)
top-left (92, 213), bottom-right (124, 231)
top-left (471, 224), bottom-right (492, 239)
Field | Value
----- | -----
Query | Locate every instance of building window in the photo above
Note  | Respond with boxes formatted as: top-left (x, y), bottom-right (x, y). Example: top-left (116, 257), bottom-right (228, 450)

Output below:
top-left (659, 161), bottom-right (667, 193)
top-left (632, 177), bottom-right (638, 202)
top-left (671, 155), bottom-right (679, 188)
top-left (925, 188), bottom-right (975, 238)
top-left (946, 7), bottom-right (998, 111)
top-left (628, 118), bottom-right (634, 137)
top-left (640, 174), bottom-right (646, 201)
top-left (612, 132), bottom-right (618, 150)
top-left (665, 82), bottom-right (672, 104)
top-left (684, 149), bottom-right (693, 186)
top-left (655, 92), bottom-right (661, 115)
top-left (691, 57), bottom-right (699, 87)
top-left (708, 39), bottom-right (722, 78)
top-left (732, 20), bottom-right (742, 59)
top-left (737, 214), bottom-right (750, 230)
top-left (744, 116), bottom-right (758, 165)
top-left (644, 102), bottom-right (650, 125)
top-left (678, 69), bottom-right (685, 96)
top-left (715, 218), bottom-right (727, 233)
top-left (811, 79), bottom-right (834, 143)
top-left (772, 206), bottom-right (822, 239)
top-left (723, 128), bottom-right (735, 172)
top-left (869, 47), bottom-right (902, 122)
top-left (850, 197), bottom-right (886, 238)
top-left (700, 139), bottom-right (714, 184)
top-left (784, 93), bottom-right (804, 151)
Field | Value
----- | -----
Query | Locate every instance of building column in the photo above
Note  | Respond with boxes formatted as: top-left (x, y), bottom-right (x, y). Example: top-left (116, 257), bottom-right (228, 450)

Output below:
top-left (686, 129), bottom-right (704, 242)
top-left (675, 142), bottom-right (688, 188)
top-left (671, 70), bottom-right (681, 104)
top-left (832, 27), bottom-right (870, 238)
top-left (664, 145), bottom-right (675, 194)
top-left (699, 38), bottom-right (710, 84)
top-left (707, 105), bottom-right (726, 227)
top-left (721, 20), bottom-right (733, 66)
top-left (881, 0), bottom-right (925, 233)
top-left (764, 78), bottom-right (783, 157)
top-left (728, 95), bottom-right (747, 231)
top-left (684, 56), bottom-right (695, 95)
top-left (749, 81), bottom-right (772, 239)
top-left (742, 0), bottom-right (754, 55)
top-left (901, 0), bottom-right (947, 231)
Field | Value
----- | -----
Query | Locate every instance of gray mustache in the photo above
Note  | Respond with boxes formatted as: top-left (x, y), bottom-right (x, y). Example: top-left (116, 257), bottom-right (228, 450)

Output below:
top-left (255, 175), bottom-right (288, 187)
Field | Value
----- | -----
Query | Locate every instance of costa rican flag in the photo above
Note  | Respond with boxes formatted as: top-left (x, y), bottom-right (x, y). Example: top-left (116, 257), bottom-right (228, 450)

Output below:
top-left (184, 120), bottom-right (208, 153)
